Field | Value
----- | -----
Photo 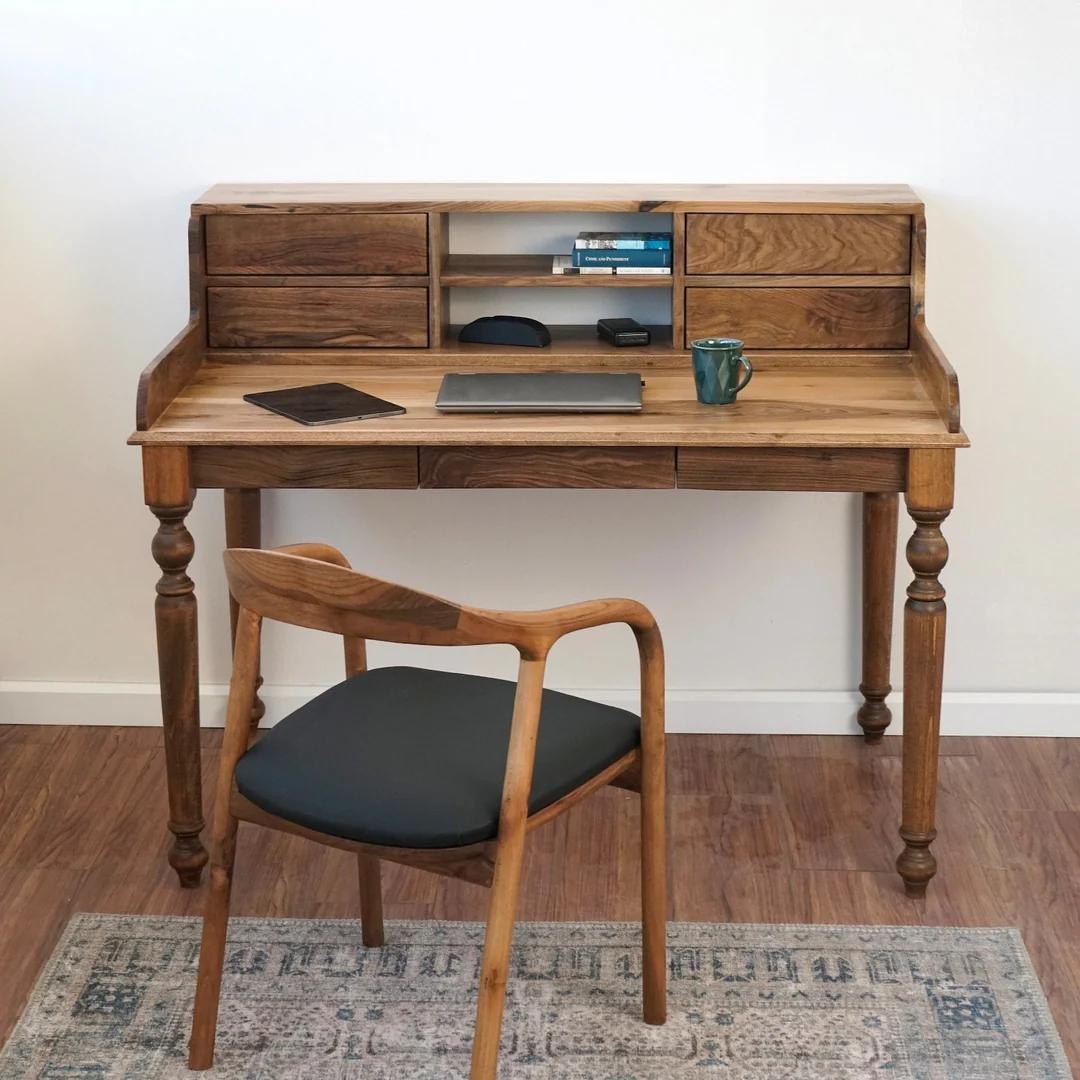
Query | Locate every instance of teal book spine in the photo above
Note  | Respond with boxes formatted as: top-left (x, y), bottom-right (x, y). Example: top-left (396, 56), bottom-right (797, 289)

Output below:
top-left (571, 248), bottom-right (672, 267)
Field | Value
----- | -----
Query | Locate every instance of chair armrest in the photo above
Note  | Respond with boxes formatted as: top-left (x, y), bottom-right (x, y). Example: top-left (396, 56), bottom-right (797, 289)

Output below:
top-left (272, 542), bottom-right (353, 570)
top-left (505, 598), bottom-right (657, 643)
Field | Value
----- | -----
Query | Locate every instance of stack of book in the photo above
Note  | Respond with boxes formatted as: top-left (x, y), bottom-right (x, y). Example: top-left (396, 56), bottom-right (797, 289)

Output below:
top-left (552, 231), bottom-right (673, 275)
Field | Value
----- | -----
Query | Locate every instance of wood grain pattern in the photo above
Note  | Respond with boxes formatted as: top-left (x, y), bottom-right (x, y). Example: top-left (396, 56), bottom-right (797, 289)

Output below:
top-left (224, 547), bottom-right (659, 658)
top-left (136, 320), bottom-right (205, 431)
top-left (686, 287), bottom-right (910, 349)
top-left (205, 213), bottom-right (428, 275)
top-left (419, 446), bottom-right (675, 488)
top-left (685, 274), bottom-right (911, 288)
top-left (144, 448), bottom-right (205, 888)
top-left (4, 730), bottom-right (1077, 1071)
top-left (428, 213), bottom-right (450, 347)
top-left (136, 218), bottom-right (207, 430)
top-left (897, 448), bottom-right (954, 897)
top-left (207, 287), bottom-right (429, 348)
top-left (224, 490), bottom-right (265, 729)
top-left (676, 447), bottom-right (906, 491)
top-left (130, 360), bottom-right (967, 449)
top-left (686, 214), bottom-right (911, 275)
top-left (671, 212), bottom-right (686, 348)
top-left (192, 446), bottom-right (419, 488)
top-left (911, 322), bottom-right (961, 432)
top-left (194, 182), bottom-right (923, 214)
top-left (230, 790), bottom-right (498, 888)
top-left (191, 542), bottom-right (666, 1075)
top-left (857, 492), bottom-right (899, 740)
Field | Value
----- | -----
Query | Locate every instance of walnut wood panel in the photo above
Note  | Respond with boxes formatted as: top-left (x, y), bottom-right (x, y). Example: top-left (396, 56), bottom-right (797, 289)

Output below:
top-left (191, 446), bottom-right (419, 488)
top-left (911, 321), bottom-right (961, 432)
top-left (208, 274), bottom-right (430, 288)
top-left (677, 448), bottom-right (907, 491)
top-left (194, 182), bottom-right (923, 214)
top-left (130, 360), bottom-right (968, 448)
top-left (419, 447), bottom-right (675, 488)
top-left (205, 213), bottom-right (428, 275)
top-left (686, 287), bottom-right (910, 349)
top-left (686, 214), bottom-right (911, 275)
top-left (136, 217), bottom-right (207, 430)
top-left (225, 546), bottom-right (660, 655)
top-left (207, 287), bottom-right (428, 348)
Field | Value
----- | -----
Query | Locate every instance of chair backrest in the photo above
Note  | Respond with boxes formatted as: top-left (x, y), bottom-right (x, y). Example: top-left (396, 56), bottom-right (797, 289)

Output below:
top-left (224, 547), bottom-right (526, 649)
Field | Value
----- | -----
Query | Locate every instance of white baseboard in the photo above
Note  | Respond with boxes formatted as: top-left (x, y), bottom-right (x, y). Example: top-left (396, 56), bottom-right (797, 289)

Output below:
top-left (1, 680), bottom-right (1077, 736)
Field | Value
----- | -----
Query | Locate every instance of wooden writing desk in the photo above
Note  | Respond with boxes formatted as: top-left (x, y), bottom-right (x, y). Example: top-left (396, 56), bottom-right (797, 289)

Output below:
top-left (130, 183), bottom-right (967, 897)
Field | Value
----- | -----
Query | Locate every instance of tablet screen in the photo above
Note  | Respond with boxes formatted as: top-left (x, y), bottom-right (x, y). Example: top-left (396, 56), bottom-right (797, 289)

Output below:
top-left (243, 383), bottom-right (406, 425)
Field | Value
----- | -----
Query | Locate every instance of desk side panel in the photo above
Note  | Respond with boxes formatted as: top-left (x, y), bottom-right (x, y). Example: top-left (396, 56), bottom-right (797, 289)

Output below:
top-left (910, 322), bottom-right (961, 433)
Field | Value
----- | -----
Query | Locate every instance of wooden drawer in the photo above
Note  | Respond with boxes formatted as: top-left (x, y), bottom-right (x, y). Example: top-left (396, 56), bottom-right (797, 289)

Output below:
top-left (686, 214), bottom-right (911, 275)
top-left (419, 447), bottom-right (675, 488)
top-left (191, 447), bottom-right (419, 488)
top-left (678, 448), bottom-right (907, 491)
top-left (205, 213), bottom-right (429, 275)
top-left (207, 286), bottom-right (429, 347)
top-left (685, 286), bottom-right (909, 349)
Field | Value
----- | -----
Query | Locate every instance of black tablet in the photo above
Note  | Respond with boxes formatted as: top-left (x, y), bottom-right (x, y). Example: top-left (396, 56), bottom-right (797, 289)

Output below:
top-left (243, 383), bottom-right (406, 425)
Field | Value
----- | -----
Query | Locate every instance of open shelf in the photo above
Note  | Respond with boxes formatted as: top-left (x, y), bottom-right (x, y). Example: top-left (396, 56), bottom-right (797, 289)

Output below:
top-left (441, 253), bottom-right (674, 287)
top-left (439, 324), bottom-right (680, 362)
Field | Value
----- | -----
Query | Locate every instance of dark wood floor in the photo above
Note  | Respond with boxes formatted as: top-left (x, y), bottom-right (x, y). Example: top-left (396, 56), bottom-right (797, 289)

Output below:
top-left (1, 725), bottom-right (1077, 1070)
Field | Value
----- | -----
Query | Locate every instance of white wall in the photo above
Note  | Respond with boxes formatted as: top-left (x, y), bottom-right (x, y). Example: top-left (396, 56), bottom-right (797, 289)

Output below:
top-left (2, 0), bottom-right (1078, 733)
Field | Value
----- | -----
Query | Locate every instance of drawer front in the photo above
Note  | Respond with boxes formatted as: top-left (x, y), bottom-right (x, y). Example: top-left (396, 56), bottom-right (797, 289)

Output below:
top-left (208, 287), bottom-right (429, 347)
top-left (678, 448), bottom-right (907, 491)
top-left (686, 214), bottom-right (911, 275)
top-left (205, 213), bottom-right (429, 275)
top-left (419, 447), bottom-right (675, 488)
top-left (686, 287), bottom-right (909, 349)
top-left (191, 447), bottom-right (419, 488)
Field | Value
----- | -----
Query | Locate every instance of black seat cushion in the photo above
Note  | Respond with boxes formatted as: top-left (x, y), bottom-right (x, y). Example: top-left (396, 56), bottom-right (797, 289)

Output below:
top-left (234, 666), bottom-right (640, 850)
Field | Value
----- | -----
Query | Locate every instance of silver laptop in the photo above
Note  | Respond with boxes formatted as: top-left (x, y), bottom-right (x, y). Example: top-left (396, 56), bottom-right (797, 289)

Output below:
top-left (435, 372), bottom-right (642, 413)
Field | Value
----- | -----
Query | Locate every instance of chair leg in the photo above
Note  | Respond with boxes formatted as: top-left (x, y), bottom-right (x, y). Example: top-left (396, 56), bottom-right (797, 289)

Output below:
top-left (469, 841), bottom-right (527, 1080)
top-left (640, 743), bottom-right (667, 1025)
top-left (188, 814), bottom-right (239, 1070)
top-left (357, 853), bottom-right (385, 947)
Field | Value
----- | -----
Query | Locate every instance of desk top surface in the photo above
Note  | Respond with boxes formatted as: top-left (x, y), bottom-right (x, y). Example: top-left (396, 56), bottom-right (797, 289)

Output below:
top-left (129, 354), bottom-right (967, 449)
top-left (194, 183), bottom-right (923, 215)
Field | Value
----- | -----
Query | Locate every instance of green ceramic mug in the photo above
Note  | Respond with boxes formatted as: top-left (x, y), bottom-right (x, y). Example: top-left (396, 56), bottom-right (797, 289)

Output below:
top-left (691, 337), bottom-right (754, 405)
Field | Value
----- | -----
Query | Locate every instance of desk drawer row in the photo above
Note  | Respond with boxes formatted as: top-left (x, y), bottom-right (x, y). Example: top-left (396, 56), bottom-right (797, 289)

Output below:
top-left (190, 446), bottom-right (909, 493)
top-left (199, 212), bottom-right (913, 350)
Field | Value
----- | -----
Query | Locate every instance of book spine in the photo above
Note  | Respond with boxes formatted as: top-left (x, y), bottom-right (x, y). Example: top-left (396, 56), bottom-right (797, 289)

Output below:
top-left (574, 238), bottom-right (672, 250)
top-left (552, 258), bottom-right (613, 274)
top-left (614, 266), bottom-right (672, 275)
top-left (572, 248), bottom-right (672, 267)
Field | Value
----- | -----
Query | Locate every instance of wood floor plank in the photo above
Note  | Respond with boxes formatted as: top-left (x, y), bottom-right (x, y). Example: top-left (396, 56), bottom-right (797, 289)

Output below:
top-left (0, 726), bottom-right (1077, 1072)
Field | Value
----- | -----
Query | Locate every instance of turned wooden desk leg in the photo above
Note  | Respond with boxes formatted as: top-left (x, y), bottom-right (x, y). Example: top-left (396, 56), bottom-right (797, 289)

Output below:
top-left (224, 489), bottom-right (265, 729)
top-left (858, 492), bottom-right (899, 741)
top-left (144, 447), bottom-right (207, 888)
top-left (897, 450), bottom-right (954, 898)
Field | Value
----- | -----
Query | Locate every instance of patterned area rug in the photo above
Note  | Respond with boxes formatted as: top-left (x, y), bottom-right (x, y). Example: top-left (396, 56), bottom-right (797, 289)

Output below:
top-left (0, 915), bottom-right (1070, 1079)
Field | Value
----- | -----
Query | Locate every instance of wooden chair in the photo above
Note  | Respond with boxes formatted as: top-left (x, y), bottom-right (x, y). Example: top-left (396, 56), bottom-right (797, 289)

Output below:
top-left (189, 542), bottom-right (667, 1078)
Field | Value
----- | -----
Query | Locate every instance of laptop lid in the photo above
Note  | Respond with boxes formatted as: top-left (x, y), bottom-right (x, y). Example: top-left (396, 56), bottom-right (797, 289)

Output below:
top-left (435, 372), bottom-right (642, 413)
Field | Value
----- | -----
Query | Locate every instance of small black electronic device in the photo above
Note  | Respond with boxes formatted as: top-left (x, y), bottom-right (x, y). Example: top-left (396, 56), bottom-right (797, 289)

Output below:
top-left (457, 315), bottom-right (552, 348)
top-left (597, 317), bottom-right (651, 347)
top-left (243, 382), bottom-right (406, 425)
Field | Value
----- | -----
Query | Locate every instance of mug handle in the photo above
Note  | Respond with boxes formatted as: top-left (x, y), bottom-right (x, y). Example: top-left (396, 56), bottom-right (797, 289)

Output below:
top-left (734, 353), bottom-right (753, 394)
